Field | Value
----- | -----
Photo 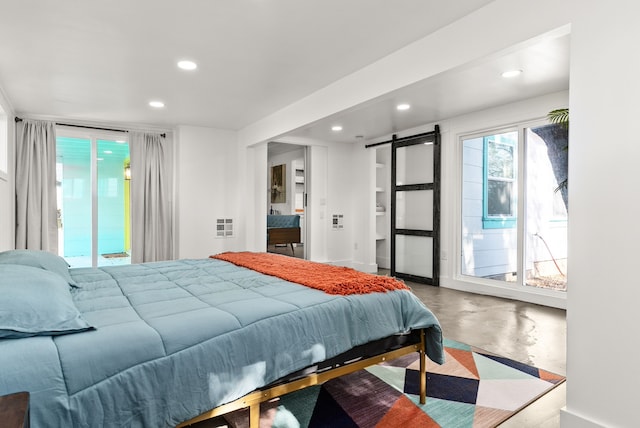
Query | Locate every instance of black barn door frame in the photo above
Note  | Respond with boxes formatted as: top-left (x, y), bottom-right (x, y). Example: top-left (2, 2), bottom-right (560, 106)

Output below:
top-left (390, 125), bottom-right (441, 286)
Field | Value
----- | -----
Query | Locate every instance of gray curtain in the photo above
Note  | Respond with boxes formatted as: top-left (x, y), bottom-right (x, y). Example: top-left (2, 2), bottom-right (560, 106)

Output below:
top-left (129, 132), bottom-right (173, 263)
top-left (15, 120), bottom-right (58, 252)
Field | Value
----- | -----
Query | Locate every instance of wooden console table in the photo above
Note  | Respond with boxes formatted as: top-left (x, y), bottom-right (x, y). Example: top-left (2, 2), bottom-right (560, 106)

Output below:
top-left (267, 227), bottom-right (301, 254)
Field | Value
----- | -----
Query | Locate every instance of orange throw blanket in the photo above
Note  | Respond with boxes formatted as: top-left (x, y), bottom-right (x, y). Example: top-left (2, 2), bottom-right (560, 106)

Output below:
top-left (210, 252), bottom-right (409, 295)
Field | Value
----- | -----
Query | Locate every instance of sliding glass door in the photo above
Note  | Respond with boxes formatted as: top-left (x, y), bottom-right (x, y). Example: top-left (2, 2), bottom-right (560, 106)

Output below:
top-left (460, 121), bottom-right (568, 292)
top-left (56, 130), bottom-right (131, 268)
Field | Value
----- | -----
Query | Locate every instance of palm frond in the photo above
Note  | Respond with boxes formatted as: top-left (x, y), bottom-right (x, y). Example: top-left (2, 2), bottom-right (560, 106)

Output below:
top-left (547, 108), bottom-right (569, 125)
top-left (554, 178), bottom-right (568, 193)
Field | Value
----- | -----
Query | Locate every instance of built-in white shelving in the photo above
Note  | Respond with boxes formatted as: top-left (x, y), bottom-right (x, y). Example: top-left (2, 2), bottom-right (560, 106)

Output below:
top-left (375, 147), bottom-right (391, 269)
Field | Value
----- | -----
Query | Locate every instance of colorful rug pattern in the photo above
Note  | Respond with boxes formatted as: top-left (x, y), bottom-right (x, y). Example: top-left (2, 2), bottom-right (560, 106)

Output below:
top-left (223, 338), bottom-right (565, 428)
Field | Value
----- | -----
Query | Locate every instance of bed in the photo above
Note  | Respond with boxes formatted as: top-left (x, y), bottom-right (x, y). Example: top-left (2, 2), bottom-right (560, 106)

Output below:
top-left (0, 250), bottom-right (443, 428)
top-left (267, 214), bottom-right (301, 254)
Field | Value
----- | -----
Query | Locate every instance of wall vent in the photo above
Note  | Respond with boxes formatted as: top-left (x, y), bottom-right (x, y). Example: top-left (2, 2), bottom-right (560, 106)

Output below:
top-left (216, 218), bottom-right (233, 238)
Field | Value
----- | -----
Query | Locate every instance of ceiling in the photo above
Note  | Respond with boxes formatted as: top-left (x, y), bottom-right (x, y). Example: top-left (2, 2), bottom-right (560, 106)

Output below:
top-left (286, 34), bottom-right (570, 144)
top-left (0, 1), bottom-right (568, 144)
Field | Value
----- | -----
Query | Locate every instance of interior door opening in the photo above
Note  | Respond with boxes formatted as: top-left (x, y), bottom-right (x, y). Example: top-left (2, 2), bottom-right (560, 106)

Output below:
top-left (266, 142), bottom-right (307, 259)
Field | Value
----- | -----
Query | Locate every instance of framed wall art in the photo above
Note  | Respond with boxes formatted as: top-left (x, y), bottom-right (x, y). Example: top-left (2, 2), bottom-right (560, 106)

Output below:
top-left (271, 164), bottom-right (286, 203)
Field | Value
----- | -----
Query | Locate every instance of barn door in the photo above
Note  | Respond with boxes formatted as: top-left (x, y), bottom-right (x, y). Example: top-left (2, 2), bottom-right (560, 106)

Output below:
top-left (391, 126), bottom-right (440, 285)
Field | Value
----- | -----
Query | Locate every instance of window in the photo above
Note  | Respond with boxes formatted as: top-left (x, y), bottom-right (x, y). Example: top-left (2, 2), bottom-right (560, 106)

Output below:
top-left (483, 133), bottom-right (517, 228)
top-left (462, 130), bottom-right (519, 282)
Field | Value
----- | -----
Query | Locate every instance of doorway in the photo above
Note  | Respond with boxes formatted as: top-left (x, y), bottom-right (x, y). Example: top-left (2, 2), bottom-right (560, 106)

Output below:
top-left (266, 142), bottom-right (307, 259)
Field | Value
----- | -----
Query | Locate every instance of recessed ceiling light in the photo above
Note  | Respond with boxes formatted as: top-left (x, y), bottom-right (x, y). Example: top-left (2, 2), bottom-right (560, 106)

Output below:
top-left (115, 140), bottom-right (126, 144)
top-left (149, 100), bottom-right (165, 108)
top-left (331, 125), bottom-right (343, 132)
top-left (177, 60), bottom-right (197, 71)
top-left (396, 103), bottom-right (411, 111)
top-left (501, 69), bottom-right (523, 78)
top-left (103, 150), bottom-right (112, 154)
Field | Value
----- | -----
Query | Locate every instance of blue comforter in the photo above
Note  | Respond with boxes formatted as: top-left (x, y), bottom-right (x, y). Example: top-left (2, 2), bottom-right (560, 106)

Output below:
top-left (0, 258), bottom-right (443, 427)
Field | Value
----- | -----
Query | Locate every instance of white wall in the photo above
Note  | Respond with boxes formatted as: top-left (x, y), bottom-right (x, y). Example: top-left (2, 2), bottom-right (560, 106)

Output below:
top-left (241, 142), bottom-right (268, 253)
top-left (324, 141), bottom-right (360, 266)
top-left (0, 88), bottom-right (14, 251)
top-left (562, 1), bottom-right (640, 427)
top-left (175, 125), bottom-right (241, 258)
top-left (305, 145), bottom-right (328, 262)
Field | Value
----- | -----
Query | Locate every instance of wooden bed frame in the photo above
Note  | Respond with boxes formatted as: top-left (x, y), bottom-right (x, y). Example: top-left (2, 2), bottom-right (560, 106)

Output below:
top-left (178, 329), bottom-right (427, 428)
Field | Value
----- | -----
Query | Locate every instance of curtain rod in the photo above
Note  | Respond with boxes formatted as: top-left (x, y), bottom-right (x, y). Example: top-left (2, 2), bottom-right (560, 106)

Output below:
top-left (14, 117), bottom-right (166, 138)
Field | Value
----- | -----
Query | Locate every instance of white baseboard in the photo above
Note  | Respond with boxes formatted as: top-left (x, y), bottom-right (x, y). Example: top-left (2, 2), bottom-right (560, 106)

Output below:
top-left (560, 408), bottom-right (606, 428)
top-left (351, 261), bottom-right (378, 273)
top-left (376, 256), bottom-right (390, 270)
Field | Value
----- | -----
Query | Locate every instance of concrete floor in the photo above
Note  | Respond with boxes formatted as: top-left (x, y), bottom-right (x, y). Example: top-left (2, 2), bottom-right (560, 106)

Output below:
top-left (407, 280), bottom-right (567, 427)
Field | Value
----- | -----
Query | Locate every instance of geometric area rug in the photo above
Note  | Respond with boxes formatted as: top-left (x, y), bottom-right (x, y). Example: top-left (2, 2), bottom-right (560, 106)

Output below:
top-left (223, 338), bottom-right (566, 428)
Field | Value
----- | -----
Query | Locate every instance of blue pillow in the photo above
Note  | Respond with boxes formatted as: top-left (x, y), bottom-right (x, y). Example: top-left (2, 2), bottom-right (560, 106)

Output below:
top-left (0, 249), bottom-right (77, 287)
top-left (0, 265), bottom-right (93, 339)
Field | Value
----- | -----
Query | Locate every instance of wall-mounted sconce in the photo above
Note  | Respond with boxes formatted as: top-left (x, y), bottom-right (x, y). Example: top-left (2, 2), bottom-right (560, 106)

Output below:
top-left (124, 166), bottom-right (131, 180)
